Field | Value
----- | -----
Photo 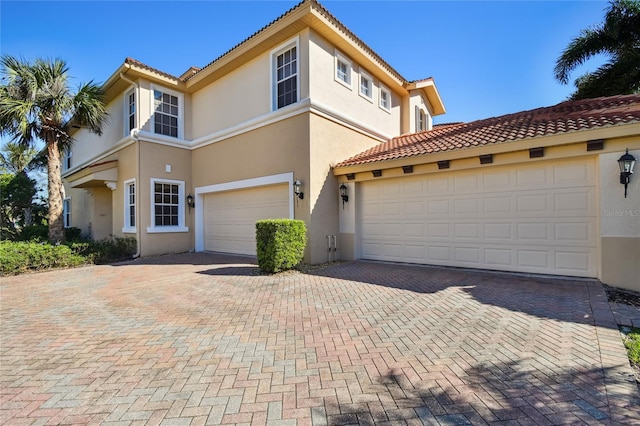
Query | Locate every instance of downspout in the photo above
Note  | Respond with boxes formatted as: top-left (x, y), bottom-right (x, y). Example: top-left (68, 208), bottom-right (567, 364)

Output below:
top-left (120, 72), bottom-right (142, 259)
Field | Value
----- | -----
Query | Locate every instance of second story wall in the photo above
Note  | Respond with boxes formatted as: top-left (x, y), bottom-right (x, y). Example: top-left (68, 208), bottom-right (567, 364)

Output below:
top-left (67, 94), bottom-right (127, 172)
top-left (308, 30), bottom-right (401, 139)
top-left (190, 30), bottom-right (311, 140)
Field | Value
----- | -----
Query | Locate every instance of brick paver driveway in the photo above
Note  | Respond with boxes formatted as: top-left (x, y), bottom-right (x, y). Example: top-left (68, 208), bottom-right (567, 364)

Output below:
top-left (1, 253), bottom-right (639, 425)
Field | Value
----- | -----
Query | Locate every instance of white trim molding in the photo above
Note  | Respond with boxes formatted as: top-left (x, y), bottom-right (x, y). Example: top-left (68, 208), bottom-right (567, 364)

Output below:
top-left (270, 36), bottom-right (300, 111)
top-left (122, 178), bottom-right (136, 234)
top-left (334, 49), bottom-right (353, 89)
top-left (147, 177), bottom-right (189, 233)
top-left (194, 172), bottom-right (294, 252)
top-left (150, 84), bottom-right (185, 140)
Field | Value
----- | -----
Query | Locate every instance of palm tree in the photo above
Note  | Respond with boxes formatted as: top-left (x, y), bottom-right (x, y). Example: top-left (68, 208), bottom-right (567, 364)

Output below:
top-left (0, 140), bottom-right (39, 174)
top-left (554, 0), bottom-right (640, 100)
top-left (0, 56), bottom-right (108, 243)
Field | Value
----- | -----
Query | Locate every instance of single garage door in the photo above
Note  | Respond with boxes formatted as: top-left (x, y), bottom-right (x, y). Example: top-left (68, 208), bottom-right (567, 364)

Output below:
top-left (203, 184), bottom-right (289, 255)
top-left (359, 158), bottom-right (598, 277)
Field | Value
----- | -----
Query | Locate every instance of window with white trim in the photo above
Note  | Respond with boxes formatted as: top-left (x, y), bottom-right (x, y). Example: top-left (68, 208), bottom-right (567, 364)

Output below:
top-left (62, 150), bottom-right (72, 171)
top-left (416, 106), bottom-right (427, 132)
top-left (125, 89), bottom-right (136, 136)
top-left (334, 51), bottom-right (352, 88)
top-left (359, 70), bottom-right (373, 101)
top-left (379, 85), bottom-right (391, 111)
top-left (123, 179), bottom-right (136, 233)
top-left (273, 42), bottom-right (298, 109)
top-left (63, 198), bottom-right (71, 228)
top-left (147, 178), bottom-right (188, 233)
top-left (153, 88), bottom-right (182, 138)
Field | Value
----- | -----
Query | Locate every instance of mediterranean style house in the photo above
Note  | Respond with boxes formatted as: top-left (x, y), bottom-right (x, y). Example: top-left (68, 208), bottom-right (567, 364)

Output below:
top-left (64, 0), bottom-right (639, 291)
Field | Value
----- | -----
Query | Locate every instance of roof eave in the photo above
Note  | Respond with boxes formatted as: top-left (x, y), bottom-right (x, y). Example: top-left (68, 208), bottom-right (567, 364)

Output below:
top-left (405, 79), bottom-right (446, 116)
top-left (333, 121), bottom-right (640, 176)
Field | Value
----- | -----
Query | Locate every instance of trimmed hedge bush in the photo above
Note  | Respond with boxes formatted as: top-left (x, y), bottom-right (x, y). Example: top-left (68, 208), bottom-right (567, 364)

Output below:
top-left (0, 241), bottom-right (86, 275)
top-left (16, 225), bottom-right (82, 242)
top-left (0, 237), bottom-right (137, 276)
top-left (256, 219), bottom-right (306, 273)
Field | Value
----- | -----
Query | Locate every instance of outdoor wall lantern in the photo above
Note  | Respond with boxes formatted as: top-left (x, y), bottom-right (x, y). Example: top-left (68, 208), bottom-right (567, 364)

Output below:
top-left (293, 180), bottom-right (304, 200)
top-left (186, 193), bottom-right (195, 210)
top-left (339, 183), bottom-right (349, 208)
top-left (618, 149), bottom-right (636, 198)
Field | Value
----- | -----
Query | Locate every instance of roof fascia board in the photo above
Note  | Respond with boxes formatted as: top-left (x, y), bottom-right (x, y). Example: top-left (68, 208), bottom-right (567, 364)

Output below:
top-left (333, 122), bottom-right (640, 175)
top-left (406, 80), bottom-right (446, 116)
top-left (307, 9), bottom-right (405, 91)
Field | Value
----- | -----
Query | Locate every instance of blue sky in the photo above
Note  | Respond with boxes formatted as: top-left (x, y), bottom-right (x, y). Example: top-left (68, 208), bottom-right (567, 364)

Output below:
top-left (1, 0), bottom-right (609, 124)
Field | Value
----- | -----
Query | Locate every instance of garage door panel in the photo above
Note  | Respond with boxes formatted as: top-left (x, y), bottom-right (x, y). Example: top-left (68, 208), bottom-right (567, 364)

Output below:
top-left (204, 184), bottom-right (288, 256)
top-left (555, 251), bottom-right (591, 272)
top-left (485, 248), bottom-right (512, 266)
top-left (359, 159), bottom-right (597, 277)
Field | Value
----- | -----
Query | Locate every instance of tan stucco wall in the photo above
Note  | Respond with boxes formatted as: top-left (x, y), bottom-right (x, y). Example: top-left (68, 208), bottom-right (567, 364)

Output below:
top-left (191, 114), bottom-right (310, 190)
top-left (191, 31), bottom-right (310, 140)
top-left (409, 91), bottom-right (433, 132)
top-left (601, 237), bottom-right (640, 292)
top-left (91, 187), bottom-right (113, 240)
top-left (69, 96), bottom-right (126, 170)
top-left (65, 187), bottom-right (92, 238)
top-left (308, 113), bottom-right (381, 263)
top-left (110, 143), bottom-right (138, 238)
top-left (599, 149), bottom-right (640, 291)
top-left (138, 141), bottom-right (192, 257)
top-left (308, 30), bottom-right (401, 138)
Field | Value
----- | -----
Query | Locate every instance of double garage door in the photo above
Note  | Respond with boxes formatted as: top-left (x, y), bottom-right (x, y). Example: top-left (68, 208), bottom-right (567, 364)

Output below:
top-left (203, 184), bottom-right (289, 255)
top-left (359, 158), bottom-right (598, 277)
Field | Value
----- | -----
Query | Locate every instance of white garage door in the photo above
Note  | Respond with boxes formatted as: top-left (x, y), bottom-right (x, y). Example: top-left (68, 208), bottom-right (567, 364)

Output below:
top-left (359, 158), bottom-right (598, 277)
top-left (203, 184), bottom-right (289, 255)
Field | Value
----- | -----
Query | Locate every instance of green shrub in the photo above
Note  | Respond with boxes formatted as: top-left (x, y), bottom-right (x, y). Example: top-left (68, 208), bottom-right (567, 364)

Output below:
top-left (17, 224), bottom-right (48, 241)
top-left (17, 226), bottom-right (82, 242)
top-left (623, 327), bottom-right (640, 365)
top-left (65, 227), bottom-right (82, 242)
top-left (0, 241), bottom-right (86, 275)
top-left (71, 236), bottom-right (137, 264)
top-left (256, 219), bottom-right (306, 273)
top-left (0, 236), bottom-right (137, 276)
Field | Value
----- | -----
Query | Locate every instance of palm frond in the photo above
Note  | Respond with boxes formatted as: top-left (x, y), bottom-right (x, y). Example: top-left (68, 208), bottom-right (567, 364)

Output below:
top-left (554, 27), bottom-right (612, 84)
top-left (70, 81), bottom-right (108, 136)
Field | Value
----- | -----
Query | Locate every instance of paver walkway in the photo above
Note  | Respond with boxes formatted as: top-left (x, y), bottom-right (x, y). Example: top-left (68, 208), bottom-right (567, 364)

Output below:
top-left (1, 253), bottom-right (638, 425)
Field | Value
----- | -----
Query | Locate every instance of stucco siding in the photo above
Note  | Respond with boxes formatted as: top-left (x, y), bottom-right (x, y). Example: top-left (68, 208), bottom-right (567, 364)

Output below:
top-left (69, 96), bottom-right (127, 170)
top-left (308, 113), bottom-right (381, 264)
top-left (138, 141), bottom-right (192, 256)
top-left (191, 32), bottom-right (310, 140)
top-left (308, 30), bottom-right (401, 139)
top-left (599, 149), bottom-right (640, 291)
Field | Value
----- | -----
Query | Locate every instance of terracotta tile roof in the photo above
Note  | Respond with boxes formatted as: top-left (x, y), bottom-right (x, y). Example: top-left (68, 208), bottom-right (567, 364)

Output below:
top-left (124, 57), bottom-right (180, 81)
top-left (336, 94), bottom-right (640, 168)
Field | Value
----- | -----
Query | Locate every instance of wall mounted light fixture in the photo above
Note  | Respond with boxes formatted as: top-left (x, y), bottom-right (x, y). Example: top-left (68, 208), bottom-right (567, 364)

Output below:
top-left (339, 183), bottom-right (348, 208)
top-left (293, 180), bottom-right (304, 200)
top-left (618, 149), bottom-right (636, 198)
top-left (186, 193), bottom-right (195, 210)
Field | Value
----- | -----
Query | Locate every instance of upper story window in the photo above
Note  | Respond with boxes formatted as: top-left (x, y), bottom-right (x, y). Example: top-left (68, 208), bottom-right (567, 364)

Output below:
top-left (62, 150), bottom-right (72, 172)
top-left (379, 85), bottom-right (391, 112)
top-left (416, 106), bottom-right (427, 132)
top-left (126, 89), bottom-right (136, 135)
top-left (154, 90), bottom-right (179, 137)
top-left (359, 70), bottom-right (373, 101)
top-left (147, 178), bottom-right (188, 233)
top-left (272, 41), bottom-right (298, 110)
top-left (334, 51), bottom-right (352, 88)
